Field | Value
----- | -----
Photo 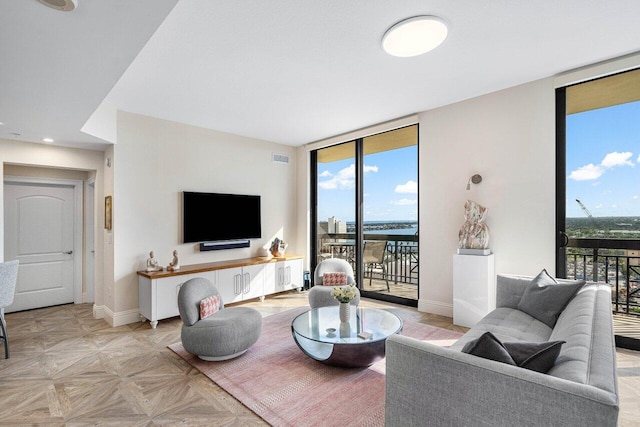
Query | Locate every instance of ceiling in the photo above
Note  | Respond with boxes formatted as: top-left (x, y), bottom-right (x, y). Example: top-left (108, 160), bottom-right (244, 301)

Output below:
top-left (2, 1), bottom-right (640, 151)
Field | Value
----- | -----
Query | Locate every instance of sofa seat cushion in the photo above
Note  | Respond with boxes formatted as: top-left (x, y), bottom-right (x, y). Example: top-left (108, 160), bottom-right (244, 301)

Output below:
top-left (451, 307), bottom-right (553, 352)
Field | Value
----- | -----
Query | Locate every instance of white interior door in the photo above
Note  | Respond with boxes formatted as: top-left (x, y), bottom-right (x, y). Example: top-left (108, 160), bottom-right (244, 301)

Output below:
top-left (4, 178), bottom-right (79, 312)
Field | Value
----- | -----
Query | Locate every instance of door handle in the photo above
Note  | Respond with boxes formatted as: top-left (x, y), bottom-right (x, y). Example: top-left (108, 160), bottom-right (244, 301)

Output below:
top-left (64, 250), bottom-right (73, 255)
top-left (559, 231), bottom-right (569, 248)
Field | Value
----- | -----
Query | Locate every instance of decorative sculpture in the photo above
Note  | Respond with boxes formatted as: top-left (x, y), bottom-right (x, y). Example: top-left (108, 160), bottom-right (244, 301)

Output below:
top-left (458, 200), bottom-right (490, 249)
top-left (167, 250), bottom-right (180, 271)
top-left (146, 251), bottom-right (161, 272)
top-left (270, 237), bottom-right (287, 258)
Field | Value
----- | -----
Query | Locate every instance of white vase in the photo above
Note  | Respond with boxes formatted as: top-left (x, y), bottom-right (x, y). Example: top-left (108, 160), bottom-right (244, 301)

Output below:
top-left (339, 302), bottom-right (350, 323)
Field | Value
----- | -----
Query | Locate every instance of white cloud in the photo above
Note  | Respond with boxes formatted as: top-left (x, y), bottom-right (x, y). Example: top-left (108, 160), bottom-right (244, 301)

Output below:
top-left (568, 151), bottom-right (634, 181)
top-left (569, 164), bottom-right (603, 181)
top-left (319, 170), bottom-right (332, 178)
top-left (595, 204), bottom-right (603, 209)
top-left (390, 198), bottom-right (417, 206)
top-left (395, 180), bottom-right (417, 194)
top-left (633, 195), bottom-right (639, 200)
top-left (601, 151), bottom-right (634, 168)
top-left (364, 165), bottom-right (379, 173)
top-left (318, 163), bottom-right (378, 190)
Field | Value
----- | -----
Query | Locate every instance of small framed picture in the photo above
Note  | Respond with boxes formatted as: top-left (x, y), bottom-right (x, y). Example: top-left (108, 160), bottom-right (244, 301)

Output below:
top-left (105, 195), bottom-right (112, 230)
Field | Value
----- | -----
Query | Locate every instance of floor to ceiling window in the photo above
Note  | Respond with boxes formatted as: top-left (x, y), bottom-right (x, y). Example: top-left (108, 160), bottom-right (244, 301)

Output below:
top-left (556, 68), bottom-right (640, 349)
top-left (312, 124), bottom-right (418, 306)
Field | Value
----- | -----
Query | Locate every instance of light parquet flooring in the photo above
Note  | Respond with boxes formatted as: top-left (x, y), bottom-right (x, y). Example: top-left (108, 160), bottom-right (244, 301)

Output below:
top-left (1, 291), bottom-right (639, 426)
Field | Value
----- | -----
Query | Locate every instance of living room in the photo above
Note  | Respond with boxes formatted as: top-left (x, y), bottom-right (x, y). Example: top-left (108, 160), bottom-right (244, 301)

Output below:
top-left (1, 1), bottom-right (640, 425)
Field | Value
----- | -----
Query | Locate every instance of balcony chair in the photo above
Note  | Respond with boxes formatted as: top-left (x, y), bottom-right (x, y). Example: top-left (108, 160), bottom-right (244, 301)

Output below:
top-left (363, 241), bottom-right (390, 292)
top-left (177, 277), bottom-right (262, 361)
top-left (0, 260), bottom-right (19, 359)
top-left (308, 258), bottom-right (360, 308)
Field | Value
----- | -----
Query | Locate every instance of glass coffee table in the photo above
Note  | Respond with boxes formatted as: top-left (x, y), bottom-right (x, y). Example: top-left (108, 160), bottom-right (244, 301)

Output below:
top-left (291, 306), bottom-right (403, 368)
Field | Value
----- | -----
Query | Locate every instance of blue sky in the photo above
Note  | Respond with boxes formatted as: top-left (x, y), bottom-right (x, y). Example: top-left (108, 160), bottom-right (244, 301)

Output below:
top-left (566, 100), bottom-right (640, 218)
top-left (317, 145), bottom-right (417, 222)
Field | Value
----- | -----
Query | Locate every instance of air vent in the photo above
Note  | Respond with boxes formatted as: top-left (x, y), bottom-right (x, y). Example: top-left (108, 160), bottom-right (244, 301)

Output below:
top-left (272, 153), bottom-right (290, 164)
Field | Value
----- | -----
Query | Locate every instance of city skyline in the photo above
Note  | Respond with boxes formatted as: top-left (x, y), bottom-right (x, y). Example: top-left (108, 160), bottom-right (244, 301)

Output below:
top-left (566, 100), bottom-right (640, 218)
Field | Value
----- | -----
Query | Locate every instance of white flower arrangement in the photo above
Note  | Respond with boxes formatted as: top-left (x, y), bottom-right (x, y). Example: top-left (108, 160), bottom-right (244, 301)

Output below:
top-left (330, 283), bottom-right (358, 303)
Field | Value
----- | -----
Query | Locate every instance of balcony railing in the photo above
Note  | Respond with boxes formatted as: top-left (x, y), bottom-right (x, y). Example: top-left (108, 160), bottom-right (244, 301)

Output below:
top-left (565, 237), bottom-right (640, 316)
top-left (318, 233), bottom-right (418, 286)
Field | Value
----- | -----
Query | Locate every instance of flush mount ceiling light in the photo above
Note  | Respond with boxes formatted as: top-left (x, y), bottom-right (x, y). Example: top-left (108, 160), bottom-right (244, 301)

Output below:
top-left (42, 137), bottom-right (54, 143)
top-left (382, 16), bottom-right (448, 57)
top-left (38, 0), bottom-right (78, 12)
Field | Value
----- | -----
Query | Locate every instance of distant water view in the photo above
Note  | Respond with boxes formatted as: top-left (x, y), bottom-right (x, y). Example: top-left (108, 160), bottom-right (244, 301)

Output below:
top-left (346, 221), bottom-right (418, 236)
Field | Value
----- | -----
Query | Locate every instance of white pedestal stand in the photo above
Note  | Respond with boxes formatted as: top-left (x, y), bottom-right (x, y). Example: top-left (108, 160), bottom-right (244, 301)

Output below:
top-left (453, 253), bottom-right (495, 328)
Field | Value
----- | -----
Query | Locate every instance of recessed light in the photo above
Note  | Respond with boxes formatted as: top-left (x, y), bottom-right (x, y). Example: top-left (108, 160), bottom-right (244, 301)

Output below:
top-left (38, 0), bottom-right (78, 12)
top-left (382, 16), bottom-right (448, 57)
top-left (43, 138), bottom-right (55, 143)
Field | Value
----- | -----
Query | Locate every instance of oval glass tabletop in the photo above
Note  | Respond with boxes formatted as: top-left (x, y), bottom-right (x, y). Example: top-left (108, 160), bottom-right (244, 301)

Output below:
top-left (291, 306), bottom-right (403, 367)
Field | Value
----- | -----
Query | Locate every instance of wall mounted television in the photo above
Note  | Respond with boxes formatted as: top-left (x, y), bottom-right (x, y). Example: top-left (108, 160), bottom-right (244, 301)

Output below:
top-left (183, 191), bottom-right (261, 243)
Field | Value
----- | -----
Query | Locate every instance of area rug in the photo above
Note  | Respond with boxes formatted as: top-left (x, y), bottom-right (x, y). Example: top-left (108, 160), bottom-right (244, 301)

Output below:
top-left (168, 307), bottom-right (463, 427)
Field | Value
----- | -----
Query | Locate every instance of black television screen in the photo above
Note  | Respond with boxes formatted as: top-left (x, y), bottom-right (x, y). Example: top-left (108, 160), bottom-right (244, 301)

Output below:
top-left (183, 192), bottom-right (261, 243)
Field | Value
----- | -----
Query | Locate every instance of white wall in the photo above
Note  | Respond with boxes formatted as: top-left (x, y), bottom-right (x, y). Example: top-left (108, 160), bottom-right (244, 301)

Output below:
top-left (112, 112), bottom-right (299, 316)
top-left (419, 77), bottom-right (557, 316)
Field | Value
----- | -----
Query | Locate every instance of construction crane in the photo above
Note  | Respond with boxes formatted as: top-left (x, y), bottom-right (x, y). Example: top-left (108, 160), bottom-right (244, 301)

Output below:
top-left (576, 199), bottom-right (593, 218)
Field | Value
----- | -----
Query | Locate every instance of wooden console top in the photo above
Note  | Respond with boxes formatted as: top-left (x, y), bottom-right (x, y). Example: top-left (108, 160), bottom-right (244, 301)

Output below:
top-left (136, 254), bottom-right (303, 279)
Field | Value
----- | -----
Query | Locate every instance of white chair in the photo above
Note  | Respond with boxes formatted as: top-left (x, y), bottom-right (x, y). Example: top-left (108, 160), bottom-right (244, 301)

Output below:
top-left (0, 260), bottom-right (19, 359)
top-left (363, 241), bottom-right (390, 291)
top-left (308, 258), bottom-right (360, 308)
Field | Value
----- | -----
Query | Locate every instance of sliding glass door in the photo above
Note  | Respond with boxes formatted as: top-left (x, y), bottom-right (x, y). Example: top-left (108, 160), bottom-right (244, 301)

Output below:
top-left (312, 125), bottom-right (418, 306)
top-left (556, 68), bottom-right (640, 349)
top-left (314, 141), bottom-right (356, 266)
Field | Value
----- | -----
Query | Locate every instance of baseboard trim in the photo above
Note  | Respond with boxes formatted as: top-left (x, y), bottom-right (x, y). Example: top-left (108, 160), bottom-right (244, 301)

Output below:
top-left (418, 299), bottom-right (453, 318)
top-left (93, 304), bottom-right (105, 319)
top-left (103, 307), bottom-right (141, 327)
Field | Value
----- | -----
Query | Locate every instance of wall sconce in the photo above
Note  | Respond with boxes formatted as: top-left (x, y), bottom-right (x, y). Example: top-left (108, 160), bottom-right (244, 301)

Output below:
top-left (466, 174), bottom-right (482, 190)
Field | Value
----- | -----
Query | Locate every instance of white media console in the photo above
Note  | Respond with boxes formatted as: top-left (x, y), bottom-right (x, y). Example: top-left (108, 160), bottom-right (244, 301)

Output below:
top-left (138, 255), bottom-right (303, 328)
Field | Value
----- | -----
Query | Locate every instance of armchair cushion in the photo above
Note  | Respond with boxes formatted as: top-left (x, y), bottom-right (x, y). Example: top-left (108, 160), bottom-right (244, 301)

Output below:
top-left (322, 272), bottom-right (348, 286)
top-left (200, 294), bottom-right (220, 319)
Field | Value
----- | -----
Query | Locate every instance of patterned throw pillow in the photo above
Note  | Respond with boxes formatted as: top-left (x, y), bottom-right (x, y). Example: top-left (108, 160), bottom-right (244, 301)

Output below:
top-left (200, 294), bottom-right (220, 320)
top-left (322, 272), bottom-right (348, 286)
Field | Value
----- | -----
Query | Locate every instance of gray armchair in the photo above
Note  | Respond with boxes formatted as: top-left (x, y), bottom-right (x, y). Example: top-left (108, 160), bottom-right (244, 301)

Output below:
top-left (0, 260), bottom-right (19, 359)
top-left (308, 258), bottom-right (360, 308)
top-left (177, 277), bottom-right (262, 361)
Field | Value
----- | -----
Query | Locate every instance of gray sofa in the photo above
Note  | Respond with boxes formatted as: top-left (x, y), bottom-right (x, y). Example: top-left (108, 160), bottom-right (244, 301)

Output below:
top-left (386, 274), bottom-right (619, 427)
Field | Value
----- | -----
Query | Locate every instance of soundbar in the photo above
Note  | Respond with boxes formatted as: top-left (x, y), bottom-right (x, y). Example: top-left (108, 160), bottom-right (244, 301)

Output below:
top-left (199, 239), bottom-right (250, 251)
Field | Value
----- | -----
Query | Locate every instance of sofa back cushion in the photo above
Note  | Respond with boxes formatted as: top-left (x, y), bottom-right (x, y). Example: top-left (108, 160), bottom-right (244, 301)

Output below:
top-left (548, 283), bottom-right (617, 395)
top-left (496, 274), bottom-right (533, 309)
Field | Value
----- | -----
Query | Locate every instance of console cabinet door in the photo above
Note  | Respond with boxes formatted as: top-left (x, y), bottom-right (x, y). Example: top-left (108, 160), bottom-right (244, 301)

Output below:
top-left (275, 259), bottom-right (303, 291)
top-left (263, 262), bottom-right (276, 296)
top-left (286, 258), bottom-right (303, 289)
top-left (217, 267), bottom-right (244, 304)
top-left (156, 275), bottom-right (190, 320)
top-left (242, 263), bottom-right (265, 301)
